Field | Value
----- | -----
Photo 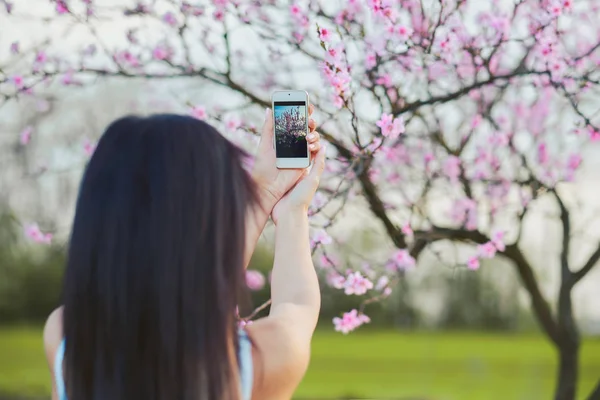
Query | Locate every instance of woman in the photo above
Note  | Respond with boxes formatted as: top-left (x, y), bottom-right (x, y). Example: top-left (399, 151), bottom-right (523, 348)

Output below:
top-left (43, 106), bottom-right (325, 400)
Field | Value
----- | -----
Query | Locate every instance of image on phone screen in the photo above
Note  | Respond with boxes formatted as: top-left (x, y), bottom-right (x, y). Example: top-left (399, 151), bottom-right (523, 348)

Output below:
top-left (274, 102), bottom-right (308, 158)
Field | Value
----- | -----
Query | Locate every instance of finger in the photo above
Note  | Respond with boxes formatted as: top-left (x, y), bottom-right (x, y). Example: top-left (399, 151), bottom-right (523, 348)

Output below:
top-left (308, 141), bottom-right (321, 152)
top-left (259, 107), bottom-right (274, 150)
top-left (308, 103), bottom-right (315, 116)
top-left (308, 118), bottom-right (317, 132)
top-left (306, 130), bottom-right (320, 143)
top-left (308, 146), bottom-right (326, 184)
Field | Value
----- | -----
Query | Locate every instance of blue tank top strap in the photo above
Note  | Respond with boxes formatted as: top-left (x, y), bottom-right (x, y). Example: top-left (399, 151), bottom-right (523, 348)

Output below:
top-left (238, 328), bottom-right (253, 400)
top-left (54, 339), bottom-right (67, 400)
top-left (53, 331), bottom-right (253, 400)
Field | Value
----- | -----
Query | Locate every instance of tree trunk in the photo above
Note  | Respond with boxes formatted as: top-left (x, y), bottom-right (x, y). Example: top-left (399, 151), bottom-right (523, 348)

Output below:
top-left (555, 341), bottom-right (579, 400)
top-left (587, 378), bottom-right (600, 400)
top-left (554, 280), bottom-right (580, 400)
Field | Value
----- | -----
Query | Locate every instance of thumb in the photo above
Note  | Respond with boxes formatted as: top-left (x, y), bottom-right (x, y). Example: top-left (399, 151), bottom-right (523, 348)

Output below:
top-left (259, 107), bottom-right (274, 150)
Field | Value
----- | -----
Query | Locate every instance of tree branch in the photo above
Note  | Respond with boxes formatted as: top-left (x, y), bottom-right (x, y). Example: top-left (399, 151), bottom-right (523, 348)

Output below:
top-left (573, 242), bottom-right (600, 285)
top-left (504, 244), bottom-right (560, 344)
top-left (395, 69), bottom-right (548, 116)
top-left (413, 226), bottom-right (559, 344)
top-left (552, 190), bottom-right (573, 283)
top-left (355, 156), bottom-right (407, 249)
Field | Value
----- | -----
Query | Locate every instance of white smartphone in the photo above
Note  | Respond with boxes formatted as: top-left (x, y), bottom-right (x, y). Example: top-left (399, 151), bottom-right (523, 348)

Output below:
top-left (271, 90), bottom-right (311, 169)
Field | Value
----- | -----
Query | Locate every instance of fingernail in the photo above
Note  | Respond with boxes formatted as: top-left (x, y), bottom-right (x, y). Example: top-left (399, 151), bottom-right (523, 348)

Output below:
top-left (307, 133), bottom-right (315, 140)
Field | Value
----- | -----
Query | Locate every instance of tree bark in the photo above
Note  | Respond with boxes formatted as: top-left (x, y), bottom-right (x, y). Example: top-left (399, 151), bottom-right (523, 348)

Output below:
top-left (587, 378), bottom-right (600, 400)
top-left (554, 276), bottom-right (580, 400)
top-left (554, 192), bottom-right (580, 400)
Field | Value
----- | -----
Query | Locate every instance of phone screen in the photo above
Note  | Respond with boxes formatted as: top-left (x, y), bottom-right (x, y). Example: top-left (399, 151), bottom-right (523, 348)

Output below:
top-left (274, 101), bottom-right (308, 158)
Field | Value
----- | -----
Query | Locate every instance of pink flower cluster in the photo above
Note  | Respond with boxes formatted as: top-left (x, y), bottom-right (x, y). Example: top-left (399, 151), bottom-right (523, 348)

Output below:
top-left (468, 231), bottom-right (506, 271)
top-left (83, 138), bottom-right (96, 157)
top-left (25, 224), bottom-right (52, 244)
top-left (191, 105), bottom-right (207, 120)
top-left (387, 249), bottom-right (416, 271)
top-left (335, 0), bottom-right (362, 25)
top-left (311, 229), bottom-right (333, 247)
top-left (443, 156), bottom-right (462, 182)
top-left (376, 114), bottom-right (405, 140)
top-left (245, 269), bottom-right (265, 291)
top-left (20, 126), bottom-right (32, 145)
top-left (450, 198), bottom-right (478, 231)
top-left (333, 309), bottom-right (371, 334)
top-left (343, 271), bottom-right (374, 295)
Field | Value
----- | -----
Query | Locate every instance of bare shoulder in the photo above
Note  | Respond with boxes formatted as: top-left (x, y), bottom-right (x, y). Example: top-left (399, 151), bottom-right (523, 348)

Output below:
top-left (246, 316), bottom-right (312, 399)
top-left (43, 306), bottom-right (64, 366)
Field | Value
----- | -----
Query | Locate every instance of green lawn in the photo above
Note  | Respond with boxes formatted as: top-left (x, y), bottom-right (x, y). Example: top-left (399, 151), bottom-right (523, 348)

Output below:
top-left (1, 327), bottom-right (598, 399)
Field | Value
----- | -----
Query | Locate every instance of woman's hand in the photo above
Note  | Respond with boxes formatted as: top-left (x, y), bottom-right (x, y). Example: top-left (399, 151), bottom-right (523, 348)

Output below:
top-left (271, 146), bottom-right (326, 225)
top-left (252, 105), bottom-right (322, 212)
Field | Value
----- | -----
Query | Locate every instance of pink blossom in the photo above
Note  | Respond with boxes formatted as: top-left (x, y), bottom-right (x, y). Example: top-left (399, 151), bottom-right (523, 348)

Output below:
top-left (312, 229), bottom-right (333, 245)
top-left (245, 269), bottom-right (265, 291)
top-left (343, 271), bottom-right (374, 295)
top-left (333, 309), bottom-right (370, 334)
top-left (61, 72), bottom-right (75, 85)
top-left (191, 106), bottom-right (207, 120)
top-left (10, 42), bottom-right (19, 54)
top-left (115, 50), bottom-right (140, 67)
top-left (537, 142), bottom-right (549, 164)
top-left (238, 320), bottom-right (253, 328)
top-left (376, 114), bottom-right (404, 139)
top-left (375, 74), bottom-right (392, 87)
top-left (395, 25), bottom-right (413, 41)
top-left (83, 138), bottom-right (96, 157)
top-left (491, 230), bottom-right (505, 252)
top-left (24, 223), bottom-right (52, 244)
top-left (443, 156), bottom-right (462, 182)
top-left (401, 222), bottom-right (413, 237)
top-left (319, 27), bottom-right (332, 42)
top-left (292, 32), bottom-right (304, 43)
top-left (35, 51), bottom-right (47, 64)
top-left (365, 52), bottom-right (377, 69)
top-left (326, 44), bottom-right (345, 65)
top-left (333, 95), bottom-right (344, 109)
top-left (56, 1), bottom-right (69, 14)
top-left (20, 126), bottom-right (32, 145)
top-left (319, 254), bottom-right (338, 269)
top-left (327, 271), bottom-right (345, 289)
top-left (152, 46), bottom-right (170, 60)
top-left (389, 249), bottom-right (416, 270)
top-left (213, 9), bottom-right (225, 21)
top-left (477, 242), bottom-right (497, 259)
top-left (589, 127), bottom-right (600, 142)
top-left (225, 117), bottom-right (241, 132)
top-left (451, 198), bottom-right (478, 230)
top-left (311, 191), bottom-right (327, 209)
top-left (567, 153), bottom-right (582, 170)
top-left (467, 256), bottom-right (480, 270)
top-left (375, 275), bottom-right (389, 291)
top-left (290, 4), bottom-right (301, 15)
top-left (471, 115), bottom-right (482, 130)
top-left (162, 12), bottom-right (178, 26)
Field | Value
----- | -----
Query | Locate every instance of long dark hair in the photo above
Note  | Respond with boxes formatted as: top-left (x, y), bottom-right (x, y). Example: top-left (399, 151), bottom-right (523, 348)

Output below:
top-left (62, 114), bottom-right (257, 400)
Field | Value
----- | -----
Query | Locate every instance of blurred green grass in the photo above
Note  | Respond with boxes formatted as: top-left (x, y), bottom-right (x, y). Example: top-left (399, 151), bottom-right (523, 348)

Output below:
top-left (1, 327), bottom-right (598, 400)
